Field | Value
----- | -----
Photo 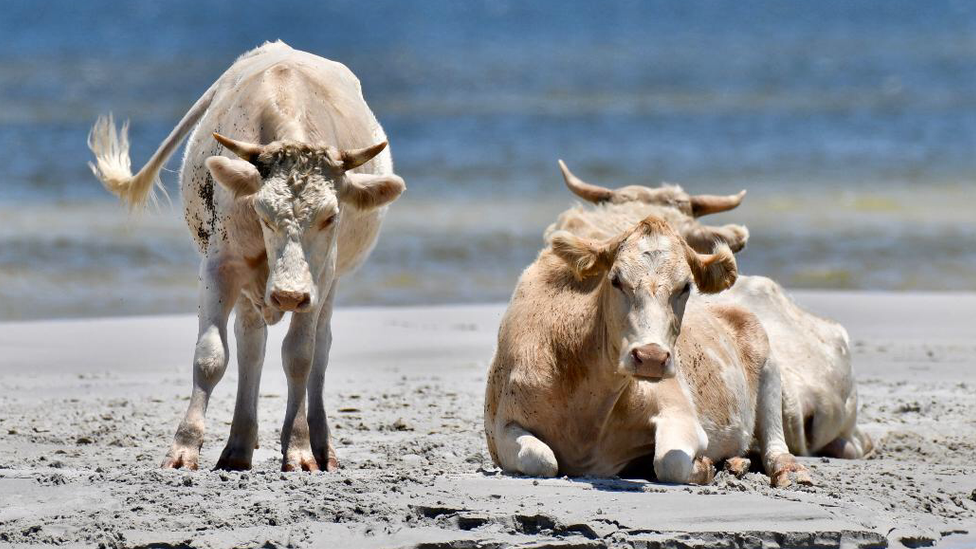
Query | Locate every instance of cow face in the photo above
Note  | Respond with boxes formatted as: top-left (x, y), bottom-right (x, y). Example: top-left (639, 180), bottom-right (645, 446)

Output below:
top-left (551, 216), bottom-right (737, 380)
top-left (206, 134), bottom-right (404, 314)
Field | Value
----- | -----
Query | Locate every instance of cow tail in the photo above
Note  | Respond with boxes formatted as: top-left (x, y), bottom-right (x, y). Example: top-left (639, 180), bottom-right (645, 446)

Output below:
top-left (88, 81), bottom-right (219, 211)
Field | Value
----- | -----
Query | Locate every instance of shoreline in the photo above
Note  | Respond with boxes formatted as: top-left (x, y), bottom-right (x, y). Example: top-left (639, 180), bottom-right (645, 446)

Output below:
top-left (1, 291), bottom-right (974, 548)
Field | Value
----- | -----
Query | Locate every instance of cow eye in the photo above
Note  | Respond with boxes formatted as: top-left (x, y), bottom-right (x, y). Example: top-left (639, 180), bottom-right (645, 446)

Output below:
top-left (680, 282), bottom-right (692, 296)
top-left (259, 217), bottom-right (273, 230)
top-left (610, 274), bottom-right (623, 290)
top-left (319, 214), bottom-right (337, 230)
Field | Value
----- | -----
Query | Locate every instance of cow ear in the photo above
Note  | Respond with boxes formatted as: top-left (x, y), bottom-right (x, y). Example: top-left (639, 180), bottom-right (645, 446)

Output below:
top-left (685, 242), bottom-right (737, 293)
top-left (340, 172), bottom-right (405, 211)
top-left (550, 231), bottom-right (618, 280)
top-left (681, 223), bottom-right (750, 254)
top-left (206, 156), bottom-right (262, 198)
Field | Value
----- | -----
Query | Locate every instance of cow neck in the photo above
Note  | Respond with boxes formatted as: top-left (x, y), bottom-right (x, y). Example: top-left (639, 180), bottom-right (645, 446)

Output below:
top-left (561, 278), bottom-right (634, 449)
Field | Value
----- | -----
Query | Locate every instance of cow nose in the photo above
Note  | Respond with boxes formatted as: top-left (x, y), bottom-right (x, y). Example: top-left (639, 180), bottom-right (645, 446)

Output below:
top-left (631, 344), bottom-right (671, 378)
top-left (270, 290), bottom-right (311, 311)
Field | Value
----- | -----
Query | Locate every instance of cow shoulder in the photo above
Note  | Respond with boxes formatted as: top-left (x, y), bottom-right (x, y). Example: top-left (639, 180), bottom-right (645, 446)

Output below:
top-left (706, 302), bottom-right (769, 388)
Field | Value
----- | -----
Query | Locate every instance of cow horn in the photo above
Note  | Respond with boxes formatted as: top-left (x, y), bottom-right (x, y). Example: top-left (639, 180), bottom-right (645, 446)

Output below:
top-left (558, 160), bottom-right (613, 203)
top-left (340, 141), bottom-right (388, 170)
top-left (690, 190), bottom-right (747, 217)
top-left (212, 132), bottom-right (263, 161)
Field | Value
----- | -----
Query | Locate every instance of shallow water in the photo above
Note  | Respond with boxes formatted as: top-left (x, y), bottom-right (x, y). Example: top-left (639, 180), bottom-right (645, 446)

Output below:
top-left (1, 1), bottom-right (975, 319)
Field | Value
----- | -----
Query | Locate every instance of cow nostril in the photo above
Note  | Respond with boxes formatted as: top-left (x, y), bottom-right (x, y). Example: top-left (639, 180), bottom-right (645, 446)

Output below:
top-left (298, 294), bottom-right (311, 309)
top-left (631, 348), bottom-right (643, 364)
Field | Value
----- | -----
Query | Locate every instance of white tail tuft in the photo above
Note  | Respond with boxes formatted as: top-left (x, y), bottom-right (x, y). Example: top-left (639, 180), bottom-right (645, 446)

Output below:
top-left (87, 113), bottom-right (164, 211)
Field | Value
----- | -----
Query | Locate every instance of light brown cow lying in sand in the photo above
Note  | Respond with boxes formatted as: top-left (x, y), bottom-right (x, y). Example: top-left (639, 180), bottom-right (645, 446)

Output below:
top-left (545, 163), bottom-right (872, 460)
top-left (484, 216), bottom-right (811, 486)
top-left (546, 161), bottom-right (749, 254)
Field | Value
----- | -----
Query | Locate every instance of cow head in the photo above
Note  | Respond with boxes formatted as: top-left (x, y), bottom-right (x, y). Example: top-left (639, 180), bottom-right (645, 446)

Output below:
top-left (557, 160), bottom-right (749, 252)
top-left (550, 216), bottom-right (737, 380)
top-left (205, 133), bottom-right (404, 314)
top-left (558, 160), bottom-right (746, 216)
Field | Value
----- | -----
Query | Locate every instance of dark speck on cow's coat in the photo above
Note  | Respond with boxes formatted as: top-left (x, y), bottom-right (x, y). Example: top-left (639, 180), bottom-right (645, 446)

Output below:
top-left (193, 148), bottom-right (220, 253)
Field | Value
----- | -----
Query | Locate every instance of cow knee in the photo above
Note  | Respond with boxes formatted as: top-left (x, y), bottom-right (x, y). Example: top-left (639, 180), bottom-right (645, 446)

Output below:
top-left (655, 449), bottom-right (695, 484)
top-left (820, 437), bottom-right (859, 460)
top-left (282, 352), bottom-right (313, 380)
top-left (193, 329), bottom-right (227, 388)
top-left (516, 439), bottom-right (558, 478)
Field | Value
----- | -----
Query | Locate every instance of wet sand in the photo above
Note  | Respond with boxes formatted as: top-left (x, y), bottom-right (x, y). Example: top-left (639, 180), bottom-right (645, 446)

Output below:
top-left (0, 292), bottom-right (974, 548)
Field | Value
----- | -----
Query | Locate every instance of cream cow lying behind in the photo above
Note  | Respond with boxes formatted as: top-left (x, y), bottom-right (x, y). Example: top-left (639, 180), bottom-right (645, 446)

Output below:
top-left (546, 162), bottom-right (872, 459)
top-left (704, 277), bottom-right (873, 458)
top-left (484, 216), bottom-right (812, 486)
top-left (548, 160), bottom-right (749, 253)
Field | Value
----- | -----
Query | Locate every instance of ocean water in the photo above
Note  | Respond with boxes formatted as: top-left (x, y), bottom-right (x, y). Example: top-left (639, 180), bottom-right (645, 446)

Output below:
top-left (1, 1), bottom-right (975, 320)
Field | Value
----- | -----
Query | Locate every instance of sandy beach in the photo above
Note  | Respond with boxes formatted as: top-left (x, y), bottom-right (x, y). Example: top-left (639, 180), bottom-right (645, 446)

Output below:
top-left (0, 291), bottom-right (974, 548)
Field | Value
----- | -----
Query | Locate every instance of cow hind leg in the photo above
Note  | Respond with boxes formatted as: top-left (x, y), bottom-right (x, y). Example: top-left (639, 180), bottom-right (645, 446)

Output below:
top-left (815, 391), bottom-right (872, 460)
top-left (496, 423), bottom-right (558, 478)
top-left (163, 259), bottom-right (239, 470)
top-left (215, 298), bottom-right (267, 471)
top-left (820, 427), bottom-right (874, 460)
top-left (855, 427), bottom-right (875, 458)
top-left (818, 437), bottom-right (859, 460)
top-left (756, 360), bottom-right (813, 487)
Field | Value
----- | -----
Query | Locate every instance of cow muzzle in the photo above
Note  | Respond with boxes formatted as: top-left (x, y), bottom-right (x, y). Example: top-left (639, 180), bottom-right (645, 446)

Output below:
top-left (270, 288), bottom-right (312, 312)
top-left (628, 343), bottom-right (675, 380)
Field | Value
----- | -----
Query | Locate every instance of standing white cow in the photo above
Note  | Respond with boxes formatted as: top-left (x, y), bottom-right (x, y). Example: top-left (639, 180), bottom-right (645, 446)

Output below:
top-left (88, 41), bottom-right (405, 471)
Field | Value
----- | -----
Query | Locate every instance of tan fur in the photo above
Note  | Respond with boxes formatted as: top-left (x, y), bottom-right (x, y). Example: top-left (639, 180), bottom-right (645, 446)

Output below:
top-left (548, 167), bottom-right (869, 462)
top-left (485, 216), bottom-right (802, 484)
top-left (684, 242), bottom-right (737, 294)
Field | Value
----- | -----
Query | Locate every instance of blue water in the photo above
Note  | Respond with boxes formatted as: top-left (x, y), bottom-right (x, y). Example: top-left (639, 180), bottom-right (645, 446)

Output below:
top-left (1, 1), bottom-right (975, 319)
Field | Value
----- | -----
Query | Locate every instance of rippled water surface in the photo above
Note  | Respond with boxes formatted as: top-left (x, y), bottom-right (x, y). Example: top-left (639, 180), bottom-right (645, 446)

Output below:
top-left (1, 1), bottom-right (975, 319)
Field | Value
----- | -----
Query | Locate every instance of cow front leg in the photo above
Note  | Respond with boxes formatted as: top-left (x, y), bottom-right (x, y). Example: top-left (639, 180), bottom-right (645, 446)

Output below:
top-left (162, 258), bottom-right (239, 469)
top-left (494, 423), bottom-right (558, 478)
top-left (280, 308), bottom-right (320, 471)
top-left (308, 283), bottom-right (339, 471)
top-left (215, 297), bottom-right (267, 471)
top-left (652, 415), bottom-right (710, 484)
top-left (757, 360), bottom-right (813, 487)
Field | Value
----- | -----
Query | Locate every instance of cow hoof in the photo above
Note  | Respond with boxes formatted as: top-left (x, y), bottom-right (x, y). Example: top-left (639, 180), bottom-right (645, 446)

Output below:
top-left (161, 446), bottom-right (200, 470)
top-left (689, 456), bottom-right (715, 485)
top-left (282, 450), bottom-right (320, 472)
top-left (724, 456), bottom-right (751, 478)
top-left (770, 455), bottom-right (814, 488)
top-left (215, 449), bottom-right (253, 471)
top-left (314, 447), bottom-right (340, 472)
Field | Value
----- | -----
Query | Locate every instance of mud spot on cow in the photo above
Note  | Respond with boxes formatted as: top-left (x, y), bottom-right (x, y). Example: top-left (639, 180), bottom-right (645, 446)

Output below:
top-left (197, 172), bottom-right (218, 254)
